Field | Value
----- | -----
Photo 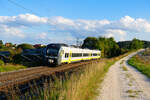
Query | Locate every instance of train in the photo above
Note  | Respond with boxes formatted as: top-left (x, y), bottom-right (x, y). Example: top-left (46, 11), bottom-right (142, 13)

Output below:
top-left (44, 43), bottom-right (101, 65)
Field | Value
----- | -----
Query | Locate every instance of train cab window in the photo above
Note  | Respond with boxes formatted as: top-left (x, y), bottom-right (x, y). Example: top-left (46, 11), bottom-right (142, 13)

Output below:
top-left (93, 53), bottom-right (97, 56)
top-left (65, 53), bottom-right (69, 58)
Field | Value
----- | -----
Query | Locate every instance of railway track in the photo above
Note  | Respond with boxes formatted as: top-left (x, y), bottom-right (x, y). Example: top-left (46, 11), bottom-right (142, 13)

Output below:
top-left (0, 59), bottom-right (100, 91)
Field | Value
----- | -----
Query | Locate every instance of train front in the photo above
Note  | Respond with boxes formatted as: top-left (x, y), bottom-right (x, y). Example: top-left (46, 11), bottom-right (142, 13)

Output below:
top-left (44, 44), bottom-right (61, 65)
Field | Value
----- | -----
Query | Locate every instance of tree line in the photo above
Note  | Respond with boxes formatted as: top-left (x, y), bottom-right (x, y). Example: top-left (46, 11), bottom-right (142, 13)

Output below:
top-left (82, 37), bottom-right (145, 58)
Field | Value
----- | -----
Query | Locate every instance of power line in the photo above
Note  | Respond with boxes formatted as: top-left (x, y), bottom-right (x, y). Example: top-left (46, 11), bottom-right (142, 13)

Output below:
top-left (7, 0), bottom-right (41, 16)
top-left (6, 0), bottom-right (50, 33)
top-left (4, 0), bottom-right (49, 33)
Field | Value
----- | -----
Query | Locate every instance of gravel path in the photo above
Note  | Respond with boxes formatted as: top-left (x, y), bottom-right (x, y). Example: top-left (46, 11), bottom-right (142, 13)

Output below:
top-left (96, 50), bottom-right (150, 100)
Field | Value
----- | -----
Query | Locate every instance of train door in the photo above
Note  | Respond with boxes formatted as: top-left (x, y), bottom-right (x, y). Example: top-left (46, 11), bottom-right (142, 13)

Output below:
top-left (68, 51), bottom-right (72, 63)
top-left (57, 48), bottom-right (64, 65)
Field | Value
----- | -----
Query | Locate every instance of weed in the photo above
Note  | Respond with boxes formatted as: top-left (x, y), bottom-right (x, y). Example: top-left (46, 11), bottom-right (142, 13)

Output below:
top-left (126, 89), bottom-right (134, 94)
top-left (126, 89), bottom-right (142, 97)
top-left (120, 60), bottom-right (124, 64)
top-left (128, 94), bottom-right (136, 98)
top-left (128, 83), bottom-right (132, 86)
top-left (122, 66), bottom-right (128, 71)
top-left (125, 73), bottom-right (132, 78)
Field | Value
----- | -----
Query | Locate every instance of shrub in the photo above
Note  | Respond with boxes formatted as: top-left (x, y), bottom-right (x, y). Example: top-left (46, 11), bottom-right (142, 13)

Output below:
top-left (0, 60), bottom-right (4, 66)
top-left (17, 43), bottom-right (34, 50)
top-left (12, 54), bottom-right (23, 64)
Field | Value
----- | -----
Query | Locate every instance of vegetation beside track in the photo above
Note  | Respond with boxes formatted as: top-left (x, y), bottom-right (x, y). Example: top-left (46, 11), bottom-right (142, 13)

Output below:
top-left (0, 61), bottom-right (26, 72)
top-left (128, 50), bottom-right (150, 78)
top-left (6, 52), bottom-right (131, 100)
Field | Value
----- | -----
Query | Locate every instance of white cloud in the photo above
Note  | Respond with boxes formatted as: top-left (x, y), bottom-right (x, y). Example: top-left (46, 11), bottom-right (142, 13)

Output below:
top-left (105, 29), bottom-right (126, 41)
top-left (0, 25), bottom-right (25, 38)
top-left (0, 14), bottom-right (150, 43)
top-left (0, 13), bottom-right (48, 27)
top-left (36, 32), bottom-right (47, 39)
top-left (119, 16), bottom-right (150, 33)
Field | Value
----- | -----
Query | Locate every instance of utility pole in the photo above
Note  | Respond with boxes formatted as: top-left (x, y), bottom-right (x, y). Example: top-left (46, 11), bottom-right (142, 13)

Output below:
top-left (76, 37), bottom-right (79, 47)
top-left (76, 37), bottom-right (82, 47)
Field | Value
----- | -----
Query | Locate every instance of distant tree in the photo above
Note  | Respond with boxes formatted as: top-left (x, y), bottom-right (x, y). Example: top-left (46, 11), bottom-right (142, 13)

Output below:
top-left (0, 40), bottom-right (3, 45)
top-left (130, 38), bottom-right (143, 50)
top-left (118, 40), bottom-right (150, 49)
top-left (17, 43), bottom-right (34, 50)
top-left (142, 40), bottom-right (150, 48)
top-left (82, 37), bottom-right (121, 57)
top-left (117, 41), bottom-right (131, 49)
top-left (0, 40), bottom-right (3, 49)
top-left (82, 37), bottom-right (99, 49)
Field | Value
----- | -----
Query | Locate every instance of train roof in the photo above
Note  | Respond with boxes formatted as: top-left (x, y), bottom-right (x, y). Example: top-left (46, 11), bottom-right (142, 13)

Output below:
top-left (46, 43), bottom-right (100, 51)
top-left (47, 43), bottom-right (68, 48)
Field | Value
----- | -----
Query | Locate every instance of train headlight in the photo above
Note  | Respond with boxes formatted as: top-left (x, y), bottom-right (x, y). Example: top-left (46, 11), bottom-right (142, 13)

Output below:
top-left (49, 59), bottom-right (54, 63)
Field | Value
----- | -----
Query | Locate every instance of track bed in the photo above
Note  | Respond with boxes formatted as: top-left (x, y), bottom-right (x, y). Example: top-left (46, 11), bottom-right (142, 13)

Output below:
top-left (0, 59), bottom-right (100, 91)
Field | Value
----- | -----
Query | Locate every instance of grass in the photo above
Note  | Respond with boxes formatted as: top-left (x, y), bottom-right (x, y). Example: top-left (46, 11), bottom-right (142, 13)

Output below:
top-left (5, 52), bottom-right (132, 100)
top-left (128, 82), bottom-right (132, 86)
top-left (125, 73), bottom-right (132, 78)
top-left (128, 94), bottom-right (136, 98)
top-left (128, 55), bottom-right (150, 78)
top-left (126, 89), bottom-right (142, 97)
top-left (120, 60), bottom-right (124, 64)
top-left (0, 64), bottom-right (26, 72)
top-left (122, 66), bottom-right (128, 71)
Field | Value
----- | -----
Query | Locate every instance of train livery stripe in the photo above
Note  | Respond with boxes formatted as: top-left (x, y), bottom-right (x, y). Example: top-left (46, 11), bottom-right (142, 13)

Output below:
top-left (61, 56), bottom-right (100, 63)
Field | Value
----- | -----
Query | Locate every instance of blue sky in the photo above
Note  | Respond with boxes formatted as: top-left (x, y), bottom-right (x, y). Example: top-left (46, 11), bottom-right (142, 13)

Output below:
top-left (0, 0), bottom-right (150, 44)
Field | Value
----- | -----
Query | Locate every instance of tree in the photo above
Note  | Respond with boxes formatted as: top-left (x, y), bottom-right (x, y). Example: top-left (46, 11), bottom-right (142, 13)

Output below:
top-left (82, 37), bottom-right (121, 58)
top-left (0, 40), bottom-right (3, 45)
top-left (0, 40), bottom-right (3, 49)
top-left (82, 37), bottom-right (99, 49)
top-left (130, 38), bottom-right (143, 50)
top-left (17, 43), bottom-right (34, 50)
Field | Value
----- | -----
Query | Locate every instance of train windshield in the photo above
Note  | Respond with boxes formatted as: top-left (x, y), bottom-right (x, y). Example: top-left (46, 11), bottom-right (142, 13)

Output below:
top-left (46, 43), bottom-right (68, 57)
top-left (47, 48), bottom-right (59, 57)
top-left (46, 44), bottom-right (61, 57)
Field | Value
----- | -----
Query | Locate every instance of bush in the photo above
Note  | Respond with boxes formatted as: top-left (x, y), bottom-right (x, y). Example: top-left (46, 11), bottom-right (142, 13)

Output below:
top-left (12, 54), bottom-right (23, 64)
top-left (17, 43), bottom-right (34, 50)
top-left (0, 60), bottom-right (4, 66)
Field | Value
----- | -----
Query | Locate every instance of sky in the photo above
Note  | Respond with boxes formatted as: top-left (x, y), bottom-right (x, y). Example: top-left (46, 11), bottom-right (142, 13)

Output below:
top-left (0, 0), bottom-right (150, 45)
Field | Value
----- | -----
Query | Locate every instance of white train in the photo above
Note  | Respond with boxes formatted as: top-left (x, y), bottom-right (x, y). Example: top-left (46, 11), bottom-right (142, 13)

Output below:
top-left (44, 43), bottom-right (101, 65)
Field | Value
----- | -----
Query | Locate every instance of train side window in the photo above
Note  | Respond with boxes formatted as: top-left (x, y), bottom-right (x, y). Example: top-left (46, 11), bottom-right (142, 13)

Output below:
top-left (72, 53), bottom-right (82, 57)
top-left (83, 53), bottom-right (89, 56)
top-left (65, 53), bottom-right (69, 58)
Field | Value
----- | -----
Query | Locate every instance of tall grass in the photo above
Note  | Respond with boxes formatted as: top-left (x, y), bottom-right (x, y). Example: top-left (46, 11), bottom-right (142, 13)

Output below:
top-left (4, 53), bottom-right (130, 100)
top-left (128, 55), bottom-right (150, 78)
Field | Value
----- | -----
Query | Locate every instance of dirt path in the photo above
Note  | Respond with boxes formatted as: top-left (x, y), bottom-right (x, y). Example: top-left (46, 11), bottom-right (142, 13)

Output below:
top-left (96, 50), bottom-right (150, 100)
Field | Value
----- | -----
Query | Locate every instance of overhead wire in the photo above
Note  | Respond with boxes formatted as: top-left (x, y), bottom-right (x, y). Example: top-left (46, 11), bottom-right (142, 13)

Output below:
top-left (5, 0), bottom-right (51, 43)
top-left (7, 0), bottom-right (42, 16)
